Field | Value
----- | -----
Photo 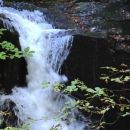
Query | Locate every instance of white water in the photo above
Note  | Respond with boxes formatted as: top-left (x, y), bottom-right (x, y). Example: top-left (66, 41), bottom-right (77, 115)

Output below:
top-left (0, 0), bottom-right (3, 6)
top-left (0, 1), bottom-right (87, 130)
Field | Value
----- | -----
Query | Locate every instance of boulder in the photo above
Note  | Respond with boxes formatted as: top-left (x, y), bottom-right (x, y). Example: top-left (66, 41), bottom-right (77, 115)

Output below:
top-left (0, 23), bottom-right (27, 93)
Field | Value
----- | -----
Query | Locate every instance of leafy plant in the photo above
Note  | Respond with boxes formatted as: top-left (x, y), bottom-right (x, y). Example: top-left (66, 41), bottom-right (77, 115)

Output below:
top-left (53, 79), bottom-right (130, 129)
top-left (0, 41), bottom-right (34, 60)
top-left (0, 28), bottom-right (35, 130)
top-left (50, 124), bottom-right (62, 130)
top-left (100, 64), bottom-right (130, 84)
top-left (0, 29), bottom-right (34, 60)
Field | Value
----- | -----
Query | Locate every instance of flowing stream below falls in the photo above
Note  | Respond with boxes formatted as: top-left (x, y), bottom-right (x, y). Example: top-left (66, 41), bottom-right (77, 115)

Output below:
top-left (0, 0), bottom-right (88, 130)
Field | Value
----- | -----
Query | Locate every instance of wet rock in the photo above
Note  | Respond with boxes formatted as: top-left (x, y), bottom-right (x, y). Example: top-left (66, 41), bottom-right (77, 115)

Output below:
top-left (61, 34), bottom-right (130, 86)
top-left (0, 99), bottom-right (21, 128)
top-left (4, 1), bottom-right (130, 37)
top-left (1, 0), bottom-right (130, 91)
top-left (0, 23), bottom-right (27, 94)
top-left (46, 1), bottom-right (130, 37)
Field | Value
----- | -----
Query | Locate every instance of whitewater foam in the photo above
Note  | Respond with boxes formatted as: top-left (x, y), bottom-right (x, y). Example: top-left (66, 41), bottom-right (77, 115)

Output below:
top-left (0, 2), bottom-right (87, 130)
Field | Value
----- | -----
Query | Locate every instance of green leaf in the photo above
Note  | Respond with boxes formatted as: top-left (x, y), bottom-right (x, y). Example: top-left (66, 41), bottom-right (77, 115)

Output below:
top-left (95, 87), bottom-right (107, 96)
top-left (86, 88), bottom-right (95, 93)
top-left (100, 107), bottom-right (110, 114)
top-left (64, 85), bottom-right (78, 93)
top-left (24, 47), bottom-right (30, 52)
top-left (100, 76), bottom-right (110, 83)
top-left (111, 77), bottom-right (123, 84)
top-left (0, 52), bottom-right (6, 60)
top-left (122, 112), bottom-right (130, 117)
top-left (123, 76), bottom-right (130, 82)
top-left (0, 28), bottom-right (6, 35)
top-left (120, 106), bottom-right (125, 112)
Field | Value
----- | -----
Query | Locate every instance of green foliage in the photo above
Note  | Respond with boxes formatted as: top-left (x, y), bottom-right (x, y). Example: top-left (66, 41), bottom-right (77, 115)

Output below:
top-left (0, 28), bottom-right (35, 130)
top-left (0, 41), bottom-right (34, 60)
top-left (1, 27), bottom-right (130, 130)
top-left (100, 64), bottom-right (130, 84)
top-left (50, 124), bottom-right (62, 130)
top-left (54, 79), bottom-right (130, 129)
top-left (0, 127), bottom-right (25, 130)
top-left (0, 125), bottom-right (61, 130)
top-left (0, 29), bottom-right (34, 60)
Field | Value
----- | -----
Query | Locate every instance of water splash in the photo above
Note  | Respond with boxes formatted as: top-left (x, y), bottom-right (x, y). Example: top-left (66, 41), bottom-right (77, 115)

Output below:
top-left (0, 4), bottom-right (87, 130)
top-left (0, 0), bottom-right (3, 6)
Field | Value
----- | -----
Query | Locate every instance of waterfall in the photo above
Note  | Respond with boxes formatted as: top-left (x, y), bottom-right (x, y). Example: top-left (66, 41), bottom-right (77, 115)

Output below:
top-left (0, 0), bottom-right (3, 6)
top-left (0, 1), bottom-right (87, 130)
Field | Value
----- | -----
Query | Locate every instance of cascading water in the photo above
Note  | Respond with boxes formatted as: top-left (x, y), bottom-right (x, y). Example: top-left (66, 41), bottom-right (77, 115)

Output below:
top-left (0, 1), bottom-right (88, 130)
top-left (0, 0), bottom-right (3, 6)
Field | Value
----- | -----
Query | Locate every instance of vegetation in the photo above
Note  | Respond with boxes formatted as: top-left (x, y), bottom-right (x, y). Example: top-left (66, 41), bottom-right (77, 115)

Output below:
top-left (0, 26), bottom-right (130, 129)
top-left (0, 28), bottom-right (61, 130)
top-left (0, 0), bottom-right (130, 130)
top-left (0, 1), bottom-right (130, 129)
top-left (0, 28), bottom-right (34, 130)
top-left (53, 65), bottom-right (130, 129)
top-left (0, 29), bottom-right (34, 60)
top-left (100, 65), bottom-right (130, 84)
